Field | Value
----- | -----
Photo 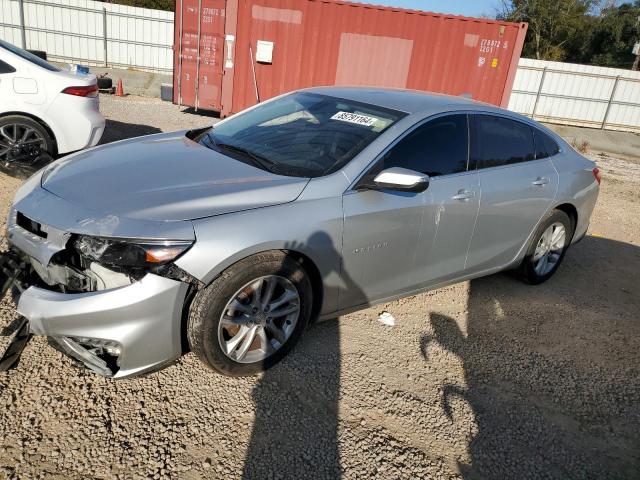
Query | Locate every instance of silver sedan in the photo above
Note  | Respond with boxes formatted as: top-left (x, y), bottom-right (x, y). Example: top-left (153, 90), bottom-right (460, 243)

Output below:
top-left (0, 87), bottom-right (600, 378)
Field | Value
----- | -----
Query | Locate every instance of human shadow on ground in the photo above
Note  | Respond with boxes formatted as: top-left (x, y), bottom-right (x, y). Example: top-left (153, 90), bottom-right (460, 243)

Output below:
top-left (241, 231), bottom-right (366, 479)
top-left (421, 236), bottom-right (640, 479)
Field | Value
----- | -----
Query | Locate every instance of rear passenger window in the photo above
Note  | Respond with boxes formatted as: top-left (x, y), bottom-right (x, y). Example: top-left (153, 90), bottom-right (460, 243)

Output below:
top-left (380, 114), bottom-right (469, 177)
top-left (533, 128), bottom-right (560, 159)
top-left (471, 115), bottom-right (535, 169)
top-left (0, 59), bottom-right (15, 74)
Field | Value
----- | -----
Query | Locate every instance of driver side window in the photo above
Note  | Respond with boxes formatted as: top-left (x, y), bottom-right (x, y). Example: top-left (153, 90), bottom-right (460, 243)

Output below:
top-left (381, 114), bottom-right (470, 177)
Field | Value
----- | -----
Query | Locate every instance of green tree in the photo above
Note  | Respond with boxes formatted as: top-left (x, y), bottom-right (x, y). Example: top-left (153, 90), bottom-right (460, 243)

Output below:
top-left (498, 0), bottom-right (598, 61)
top-left (582, 2), bottom-right (640, 68)
top-left (99, 0), bottom-right (175, 12)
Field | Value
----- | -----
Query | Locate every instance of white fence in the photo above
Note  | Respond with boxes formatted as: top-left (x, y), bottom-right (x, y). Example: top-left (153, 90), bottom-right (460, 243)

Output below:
top-left (509, 58), bottom-right (640, 133)
top-left (0, 0), bottom-right (174, 73)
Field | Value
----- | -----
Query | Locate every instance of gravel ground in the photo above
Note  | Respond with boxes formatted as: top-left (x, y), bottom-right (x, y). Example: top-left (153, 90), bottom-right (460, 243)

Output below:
top-left (0, 95), bottom-right (639, 479)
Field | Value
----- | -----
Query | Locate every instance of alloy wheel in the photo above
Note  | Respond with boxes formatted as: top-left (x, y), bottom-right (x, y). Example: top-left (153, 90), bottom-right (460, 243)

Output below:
top-left (218, 275), bottom-right (300, 364)
top-left (0, 123), bottom-right (47, 162)
top-left (533, 222), bottom-right (566, 276)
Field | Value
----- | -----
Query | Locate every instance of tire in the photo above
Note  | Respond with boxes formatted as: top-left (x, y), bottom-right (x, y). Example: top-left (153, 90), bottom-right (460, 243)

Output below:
top-left (516, 209), bottom-right (574, 285)
top-left (187, 251), bottom-right (313, 376)
top-left (97, 77), bottom-right (113, 90)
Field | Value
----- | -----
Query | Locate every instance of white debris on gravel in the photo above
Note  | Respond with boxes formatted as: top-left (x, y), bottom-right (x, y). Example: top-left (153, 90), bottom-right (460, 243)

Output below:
top-left (0, 95), bottom-right (638, 479)
top-left (378, 311), bottom-right (396, 327)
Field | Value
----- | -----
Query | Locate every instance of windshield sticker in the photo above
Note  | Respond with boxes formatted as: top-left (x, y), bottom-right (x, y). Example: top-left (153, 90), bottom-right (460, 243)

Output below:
top-left (331, 111), bottom-right (378, 127)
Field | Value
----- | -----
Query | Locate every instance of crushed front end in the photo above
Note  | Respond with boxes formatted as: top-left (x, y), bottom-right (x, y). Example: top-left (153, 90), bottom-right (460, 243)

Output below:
top-left (0, 174), bottom-right (200, 378)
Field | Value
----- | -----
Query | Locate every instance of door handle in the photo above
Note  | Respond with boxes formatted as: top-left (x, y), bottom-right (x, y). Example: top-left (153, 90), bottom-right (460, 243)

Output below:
top-left (532, 176), bottom-right (550, 186)
top-left (451, 189), bottom-right (475, 201)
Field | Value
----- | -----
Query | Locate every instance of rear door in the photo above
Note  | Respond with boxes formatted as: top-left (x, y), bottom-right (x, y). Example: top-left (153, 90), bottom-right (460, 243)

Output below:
top-left (174, 0), bottom-right (225, 110)
top-left (465, 114), bottom-right (559, 273)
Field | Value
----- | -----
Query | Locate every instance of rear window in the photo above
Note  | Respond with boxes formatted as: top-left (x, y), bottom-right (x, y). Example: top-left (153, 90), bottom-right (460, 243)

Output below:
top-left (197, 92), bottom-right (406, 178)
top-left (471, 115), bottom-right (535, 169)
top-left (0, 40), bottom-right (60, 72)
top-left (533, 128), bottom-right (560, 159)
top-left (0, 59), bottom-right (15, 74)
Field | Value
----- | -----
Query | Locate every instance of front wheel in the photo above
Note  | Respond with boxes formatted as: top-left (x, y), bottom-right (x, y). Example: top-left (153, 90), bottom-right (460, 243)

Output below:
top-left (516, 209), bottom-right (574, 284)
top-left (187, 251), bottom-right (313, 376)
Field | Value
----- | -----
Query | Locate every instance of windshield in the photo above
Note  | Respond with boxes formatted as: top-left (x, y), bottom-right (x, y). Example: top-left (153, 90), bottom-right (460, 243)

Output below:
top-left (0, 39), bottom-right (61, 72)
top-left (196, 92), bottom-right (406, 178)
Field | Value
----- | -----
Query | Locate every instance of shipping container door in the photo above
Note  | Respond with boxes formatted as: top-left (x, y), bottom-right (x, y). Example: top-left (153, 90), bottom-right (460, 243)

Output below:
top-left (175, 0), bottom-right (226, 110)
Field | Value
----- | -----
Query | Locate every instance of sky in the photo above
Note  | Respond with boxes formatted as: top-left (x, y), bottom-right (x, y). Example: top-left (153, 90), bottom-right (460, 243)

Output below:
top-left (358, 0), bottom-right (499, 18)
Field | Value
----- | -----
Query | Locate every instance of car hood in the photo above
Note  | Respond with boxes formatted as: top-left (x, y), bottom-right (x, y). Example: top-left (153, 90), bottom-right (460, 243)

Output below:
top-left (41, 132), bottom-right (310, 222)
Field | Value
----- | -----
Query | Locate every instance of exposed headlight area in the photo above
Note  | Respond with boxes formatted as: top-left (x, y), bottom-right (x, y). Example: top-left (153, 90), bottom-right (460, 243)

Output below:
top-left (37, 235), bottom-right (196, 293)
top-left (74, 235), bottom-right (193, 270)
top-left (8, 209), bottom-right (196, 294)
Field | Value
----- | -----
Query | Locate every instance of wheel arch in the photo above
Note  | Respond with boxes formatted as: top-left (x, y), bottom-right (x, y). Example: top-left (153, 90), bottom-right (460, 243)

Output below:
top-left (281, 249), bottom-right (324, 323)
top-left (208, 247), bottom-right (325, 323)
top-left (179, 246), bottom-right (326, 352)
top-left (513, 202), bottom-right (579, 269)
top-left (553, 202), bottom-right (578, 239)
top-left (0, 111), bottom-right (58, 156)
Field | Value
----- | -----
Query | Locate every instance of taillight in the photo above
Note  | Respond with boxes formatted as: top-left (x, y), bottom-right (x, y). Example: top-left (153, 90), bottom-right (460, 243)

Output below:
top-left (592, 167), bottom-right (602, 185)
top-left (61, 85), bottom-right (99, 98)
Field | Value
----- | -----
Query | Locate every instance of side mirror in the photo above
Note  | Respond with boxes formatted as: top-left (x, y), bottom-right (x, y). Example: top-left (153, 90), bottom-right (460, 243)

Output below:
top-left (372, 167), bottom-right (430, 193)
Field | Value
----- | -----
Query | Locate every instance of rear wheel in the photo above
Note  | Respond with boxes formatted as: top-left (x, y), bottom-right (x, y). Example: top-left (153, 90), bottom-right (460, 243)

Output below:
top-left (516, 209), bottom-right (573, 284)
top-left (0, 116), bottom-right (55, 177)
top-left (187, 251), bottom-right (313, 376)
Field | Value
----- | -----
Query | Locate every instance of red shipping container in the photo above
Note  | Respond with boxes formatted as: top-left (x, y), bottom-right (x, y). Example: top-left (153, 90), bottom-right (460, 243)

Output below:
top-left (173, 0), bottom-right (527, 116)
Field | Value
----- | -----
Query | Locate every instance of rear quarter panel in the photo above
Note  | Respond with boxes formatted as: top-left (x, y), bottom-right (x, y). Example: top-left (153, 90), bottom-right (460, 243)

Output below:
top-left (551, 147), bottom-right (599, 242)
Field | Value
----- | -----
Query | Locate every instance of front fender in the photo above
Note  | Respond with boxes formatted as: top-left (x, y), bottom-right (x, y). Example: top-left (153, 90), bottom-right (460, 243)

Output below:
top-left (175, 197), bottom-right (344, 316)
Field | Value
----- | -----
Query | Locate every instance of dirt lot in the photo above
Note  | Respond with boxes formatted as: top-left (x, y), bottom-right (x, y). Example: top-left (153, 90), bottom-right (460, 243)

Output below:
top-left (0, 95), bottom-right (639, 479)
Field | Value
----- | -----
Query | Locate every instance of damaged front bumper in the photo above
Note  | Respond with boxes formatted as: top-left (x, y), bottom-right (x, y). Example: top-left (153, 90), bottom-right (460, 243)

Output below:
top-left (0, 176), bottom-right (197, 378)
top-left (17, 273), bottom-right (188, 378)
top-left (0, 247), bottom-right (190, 378)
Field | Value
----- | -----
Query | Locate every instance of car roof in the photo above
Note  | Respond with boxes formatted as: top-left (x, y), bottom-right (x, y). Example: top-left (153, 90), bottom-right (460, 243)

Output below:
top-left (303, 86), bottom-right (507, 116)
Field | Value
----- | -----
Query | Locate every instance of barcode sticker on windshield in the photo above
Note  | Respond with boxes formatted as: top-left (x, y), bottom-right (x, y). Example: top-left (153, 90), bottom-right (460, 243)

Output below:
top-left (331, 111), bottom-right (378, 127)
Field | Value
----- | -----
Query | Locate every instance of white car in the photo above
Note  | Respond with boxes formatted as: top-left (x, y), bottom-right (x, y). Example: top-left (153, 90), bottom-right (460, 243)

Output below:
top-left (0, 39), bottom-right (105, 177)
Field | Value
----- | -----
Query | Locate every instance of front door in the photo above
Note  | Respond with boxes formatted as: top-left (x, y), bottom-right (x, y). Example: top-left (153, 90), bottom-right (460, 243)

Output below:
top-left (340, 114), bottom-right (478, 309)
top-left (341, 185), bottom-right (426, 309)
